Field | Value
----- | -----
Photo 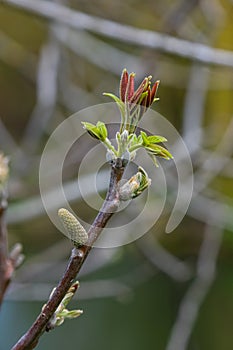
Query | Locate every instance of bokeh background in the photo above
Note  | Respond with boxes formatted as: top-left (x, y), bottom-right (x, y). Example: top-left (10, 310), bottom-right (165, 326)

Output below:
top-left (0, 0), bottom-right (233, 349)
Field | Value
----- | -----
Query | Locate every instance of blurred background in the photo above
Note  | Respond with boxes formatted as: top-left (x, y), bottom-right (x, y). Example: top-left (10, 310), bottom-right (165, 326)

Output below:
top-left (0, 0), bottom-right (233, 349)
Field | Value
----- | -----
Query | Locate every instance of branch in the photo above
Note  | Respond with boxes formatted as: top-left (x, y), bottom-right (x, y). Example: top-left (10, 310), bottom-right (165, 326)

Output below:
top-left (0, 154), bottom-right (23, 307)
top-left (0, 188), bottom-right (10, 306)
top-left (165, 221), bottom-right (223, 350)
top-left (11, 159), bottom-right (125, 350)
top-left (2, 0), bottom-right (233, 68)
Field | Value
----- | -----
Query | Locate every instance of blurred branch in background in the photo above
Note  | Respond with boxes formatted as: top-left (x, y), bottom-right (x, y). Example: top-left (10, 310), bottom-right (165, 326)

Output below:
top-left (0, 153), bottom-right (23, 306)
top-left (7, 170), bottom-right (108, 224)
top-left (166, 220), bottom-right (223, 350)
top-left (137, 234), bottom-right (192, 282)
top-left (20, 37), bottom-right (60, 155)
top-left (15, 34), bottom-right (60, 177)
top-left (7, 261), bottom-right (158, 302)
top-left (7, 239), bottom-right (119, 289)
top-left (0, 153), bottom-right (9, 305)
top-left (0, 118), bottom-right (22, 154)
top-left (53, 26), bottom-right (144, 76)
top-left (182, 63), bottom-right (210, 153)
top-left (0, 30), bottom-right (36, 81)
top-left (161, 0), bottom-right (200, 34)
top-left (2, 0), bottom-right (233, 67)
top-left (194, 117), bottom-right (233, 193)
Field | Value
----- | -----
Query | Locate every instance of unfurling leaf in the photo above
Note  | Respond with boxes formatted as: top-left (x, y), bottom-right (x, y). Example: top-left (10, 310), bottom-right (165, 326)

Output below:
top-left (82, 121), bottom-right (108, 141)
top-left (145, 144), bottom-right (173, 160)
top-left (140, 131), bottom-right (167, 145)
top-left (96, 121), bottom-right (108, 140)
top-left (147, 135), bottom-right (167, 143)
top-left (119, 166), bottom-right (151, 200)
top-left (46, 281), bottom-right (83, 330)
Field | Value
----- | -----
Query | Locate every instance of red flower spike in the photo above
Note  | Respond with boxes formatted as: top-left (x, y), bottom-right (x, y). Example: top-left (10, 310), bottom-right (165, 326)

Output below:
top-left (104, 69), bottom-right (160, 135)
top-left (139, 91), bottom-right (149, 119)
top-left (146, 87), bottom-right (151, 108)
top-left (150, 80), bottom-right (160, 104)
top-left (130, 77), bottom-right (149, 105)
top-left (120, 69), bottom-right (129, 102)
top-left (125, 73), bottom-right (135, 101)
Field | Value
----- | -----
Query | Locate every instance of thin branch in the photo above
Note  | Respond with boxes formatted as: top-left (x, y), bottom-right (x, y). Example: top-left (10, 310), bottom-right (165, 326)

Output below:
top-left (161, 0), bottom-right (199, 34)
top-left (0, 188), bottom-right (10, 306)
top-left (137, 235), bottom-right (192, 281)
top-left (0, 119), bottom-right (20, 154)
top-left (166, 220), bottom-right (223, 350)
top-left (7, 279), bottom-right (131, 302)
top-left (200, 0), bottom-right (225, 27)
top-left (194, 117), bottom-right (233, 192)
top-left (0, 189), bottom-right (23, 307)
top-left (2, 0), bottom-right (233, 68)
top-left (7, 263), bottom-right (156, 302)
top-left (21, 35), bottom-right (60, 155)
top-left (53, 25), bottom-right (144, 76)
top-left (10, 241), bottom-right (118, 287)
top-left (0, 156), bottom-right (22, 307)
top-left (7, 169), bottom-right (109, 224)
top-left (11, 159), bottom-right (125, 350)
top-left (0, 30), bottom-right (36, 81)
top-left (182, 63), bottom-right (210, 153)
top-left (58, 49), bottom-right (100, 111)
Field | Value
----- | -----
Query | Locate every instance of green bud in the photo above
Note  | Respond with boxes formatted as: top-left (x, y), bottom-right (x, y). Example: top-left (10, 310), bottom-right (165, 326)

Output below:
top-left (134, 167), bottom-right (151, 197)
top-left (116, 130), bottom-right (130, 158)
top-left (120, 130), bottom-right (129, 143)
top-left (82, 121), bottom-right (108, 141)
top-left (65, 309), bottom-right (83, 319)
top-left (46, 281), bottom-right (83, 330)
top-left (96, 121), bottom-right (108, 140)
top-left (119, 166), bottom-right (151, 201)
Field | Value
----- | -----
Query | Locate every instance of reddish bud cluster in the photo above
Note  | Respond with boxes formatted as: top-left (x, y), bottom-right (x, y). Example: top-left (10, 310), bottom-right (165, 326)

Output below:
top-left (119, 69), bottom-right (160, 108)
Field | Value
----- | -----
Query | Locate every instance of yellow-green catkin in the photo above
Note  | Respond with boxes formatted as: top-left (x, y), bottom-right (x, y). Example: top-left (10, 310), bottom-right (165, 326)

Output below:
top-left (58, 208), bottom-right (88, 247)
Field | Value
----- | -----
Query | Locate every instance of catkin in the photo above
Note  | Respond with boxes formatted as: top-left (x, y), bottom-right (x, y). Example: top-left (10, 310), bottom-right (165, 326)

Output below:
top-left (58, 208), bottom-right (88, 247)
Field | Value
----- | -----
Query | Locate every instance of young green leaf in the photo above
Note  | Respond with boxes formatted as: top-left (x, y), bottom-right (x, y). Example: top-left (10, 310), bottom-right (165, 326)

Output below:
top-left (145, 144), bottom-right (173, 159)
top-left (129, 134), bottom-right (138, 146)
top-left (147, 135), bottom-right (167, 143)
top-left (140, 130), bottom-right (149, 146)
top-left (82, 122), bottom-right (101, 140)
top-left (82, 121), bottom-right (107, 141)
top-left (96, 121), bottom-right (108, 140)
